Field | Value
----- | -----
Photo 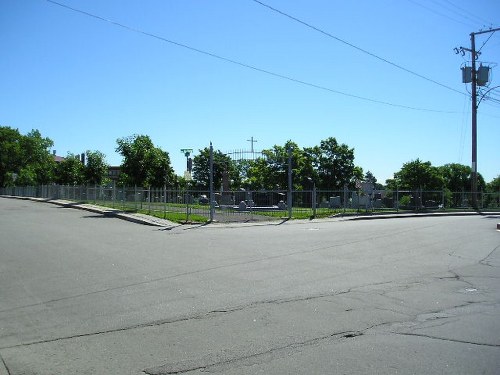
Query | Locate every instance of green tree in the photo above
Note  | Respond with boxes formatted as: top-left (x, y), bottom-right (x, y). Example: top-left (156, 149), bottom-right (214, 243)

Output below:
top-left (116, 135), bottom-right (175, 187)
top-left (85, 150), bottom-right (109, 185)
top-left (438, 163), bottom-right (471, 192)
top-left (244, 141), bottom-right (312, 190)
top-left (364, 170), bottom-right (384, 190)
top-left (0, 126), bottom-right (23, 186)
top-left (192, 147), bottom-right (240, 190)
top-left (21, 130), bottom-right (56, 184)
top-left (306, 137), bottom-right (356, 190)
top-left (56, 154), bottom-right (85, 185)
top-left (143, 146), bottom-right (176, 187)
top-left (0, 126), bottom-right (55, 186)
top-left (486, 175), bottom-right (500, 192)
top-left (391, 159), bottom-right (443, 191)
top-left (484, 175), bottom-right (500, 208)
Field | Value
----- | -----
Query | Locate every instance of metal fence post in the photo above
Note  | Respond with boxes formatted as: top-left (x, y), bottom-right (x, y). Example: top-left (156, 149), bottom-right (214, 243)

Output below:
top-left (312, 183), bottom-right (317, 218)
top-left (163, 184), bottom-right (167, 219)
top-left (112, 181), bottom-right (116, 208)
top-left (396, 186), bottom-right (399, 212)
top-left (134, 185), bottom-right (137, 211)
top-left (209, 142), bottom-right (215, 222)
top-left (287, 148), bottom-right (292, 219)
top-left (148, 187), bottom-right (151, 214)
top-left (186, 189), bottom-right (190, 222)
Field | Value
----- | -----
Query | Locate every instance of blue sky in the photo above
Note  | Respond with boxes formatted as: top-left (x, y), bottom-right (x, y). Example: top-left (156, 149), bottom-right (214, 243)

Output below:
top-left (1, 0), bottom-right (499, 184)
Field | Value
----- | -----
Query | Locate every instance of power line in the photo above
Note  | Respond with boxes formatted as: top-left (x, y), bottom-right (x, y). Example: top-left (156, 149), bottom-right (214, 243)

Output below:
top-left (252, 0), bottom-right (466, 96)
top-left (45, 0), bottom-right (459, 113)
top-left (477, 31), bottom-right (496, 53)
top-left (406, 0), bottom-right (476, 29)
top-left (441, 0), bottom-right (493, 27)
top-left (429, 0), bottom-right (489, 28)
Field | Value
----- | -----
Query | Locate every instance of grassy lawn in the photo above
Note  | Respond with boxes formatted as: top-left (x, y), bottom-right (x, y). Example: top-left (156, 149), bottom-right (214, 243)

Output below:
top-left (76, 199), bottom-right (499, 224)
top-left (85, 201), bottom-right (210, 224)
top-left (138, 209), bottom-right (209, 224)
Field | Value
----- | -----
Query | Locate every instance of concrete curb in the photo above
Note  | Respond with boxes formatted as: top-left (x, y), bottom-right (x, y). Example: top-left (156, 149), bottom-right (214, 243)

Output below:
top-left (0, 195), bottom-right (177, 228)
top-left (1, 195), bottom-right (499, 228)
top-left (346, 211), bottom-right (487, 221)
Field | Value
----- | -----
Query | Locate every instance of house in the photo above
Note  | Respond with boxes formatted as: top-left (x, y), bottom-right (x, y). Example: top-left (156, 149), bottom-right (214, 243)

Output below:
top-left (52, 151), bottom-right (65, 163)
top-left (107, 166), bottom-right (121, 181)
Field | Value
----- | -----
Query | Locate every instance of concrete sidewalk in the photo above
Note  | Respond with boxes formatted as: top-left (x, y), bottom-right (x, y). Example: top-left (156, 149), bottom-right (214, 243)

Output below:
top-left (1, 195), bottom-right (498, 229)
top-left (0, 195), bottom-right (180, 228)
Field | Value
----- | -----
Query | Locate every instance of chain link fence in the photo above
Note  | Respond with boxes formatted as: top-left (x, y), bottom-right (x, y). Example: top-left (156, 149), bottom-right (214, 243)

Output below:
top-left (1, 185), bottom-right (499, 222)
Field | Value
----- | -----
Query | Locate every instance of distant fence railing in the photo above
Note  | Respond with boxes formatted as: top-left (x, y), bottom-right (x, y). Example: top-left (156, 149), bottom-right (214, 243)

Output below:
top-left (1, 185), bottom-right (499, 222)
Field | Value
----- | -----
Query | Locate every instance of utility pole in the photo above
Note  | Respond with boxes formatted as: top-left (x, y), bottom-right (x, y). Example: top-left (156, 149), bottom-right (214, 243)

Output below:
top-left (455, 27), bottom-right (500, 208)
top-left (470, 32), bottom-right (478, 208)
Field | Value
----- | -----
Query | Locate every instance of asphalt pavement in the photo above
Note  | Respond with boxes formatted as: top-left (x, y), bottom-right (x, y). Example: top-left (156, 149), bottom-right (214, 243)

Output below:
top-left (0, 197), bottom-right (499, 374)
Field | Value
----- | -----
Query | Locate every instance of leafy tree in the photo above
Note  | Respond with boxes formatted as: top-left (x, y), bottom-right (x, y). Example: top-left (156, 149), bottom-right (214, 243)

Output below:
top-left (486, 175), bottom-right (500, 192)
top-left (244, 141), bottom-right (312, 190)
top-left (192, 147), bottom-right (240, 190)
top-left (143, 146), bottom-right (176, 188)
top-left (364, 170), bottom-right (377, 184)
top-left (85, 150), bottom-right (109, 185)
top-left (21, 130), bottom-right (56, 184)
top-left (306, 137), bottom-right (356, 190)
top-left (438, 163), bottom-right (471, 192)
top-left (484, 175), bottom-right (500, 208)
top-left (245, 156), bottom-right (278, 190)
top-left (116, 135), bottom-right (175, 187)
top-left (352, 166), bottom-right (364, 187)
top-left (0, 126), bottom-right (23, 186)
top-left (240, 138), bottom-right (359, 191)
top-left (56, 154), bottom-right (85, 185)
top-left (0, 126), bottom-right (55, 186)
top-left (16, 165), bottom-right (38, 186)
top-left (390, 159), bottom-right (443, 191)
top-left (364, 170), bottom-right (384, 190)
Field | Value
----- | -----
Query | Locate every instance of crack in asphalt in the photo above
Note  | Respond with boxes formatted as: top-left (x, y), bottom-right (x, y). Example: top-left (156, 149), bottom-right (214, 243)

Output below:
top-left (395, 332), bottom-right (500, 347)
top-left (2, 275), bottom-right (497, 373)
top-left (479, 244), bottom-right (500, 267)
top-left (0, 353), bottom-right (11, 375)
top-left (142, 329), bottom-right (369, 375)
top-left (0, 278), bottom-right (405, 351)
top-left (0, 235), bottom-right (402, 315)
top-left (0, 286), bottom-right (361, 350)
top-left (0, 224), bottom-right (430, 316)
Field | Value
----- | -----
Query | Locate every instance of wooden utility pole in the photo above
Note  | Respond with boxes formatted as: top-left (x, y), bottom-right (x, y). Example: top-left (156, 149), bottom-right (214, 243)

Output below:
top-left (456, 27), bottom-right (500, 208)
top-left (470, 32), bottom-right (478, 208)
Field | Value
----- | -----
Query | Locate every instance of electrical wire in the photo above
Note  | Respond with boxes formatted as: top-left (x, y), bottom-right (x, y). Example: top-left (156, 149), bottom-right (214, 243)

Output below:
top-left (251, 0), bottom-right (467, 96)
top-left (441, 0), bottom-right (494, 28)
top-left (477, 31), bottom-right (496, 54)
top-left (429, 0), bottom-right (490, 29)
top-left (406, 0), bottom-right (476, 29)
top-left (45, 0), bottom-right (459, 113)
